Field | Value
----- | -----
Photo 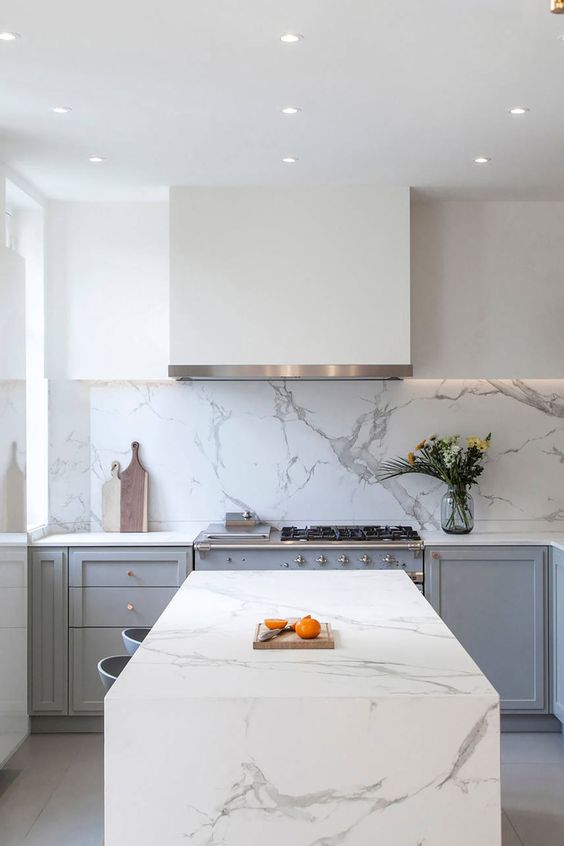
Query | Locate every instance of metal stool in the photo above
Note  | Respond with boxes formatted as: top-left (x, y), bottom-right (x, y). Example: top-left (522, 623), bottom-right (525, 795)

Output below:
top-left (97, 655), bottom-right (131, 692)
top-left (121, 627), bottom-right (151, 655)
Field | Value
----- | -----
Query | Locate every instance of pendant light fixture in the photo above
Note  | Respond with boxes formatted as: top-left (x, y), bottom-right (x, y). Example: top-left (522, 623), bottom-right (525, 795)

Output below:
top-left (551, 0), bottom-right (564, 13)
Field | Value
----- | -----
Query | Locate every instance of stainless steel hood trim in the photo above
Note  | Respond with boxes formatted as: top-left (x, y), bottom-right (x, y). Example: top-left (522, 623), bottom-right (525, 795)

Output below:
top-left (169, 364), bottom-right (413, 380)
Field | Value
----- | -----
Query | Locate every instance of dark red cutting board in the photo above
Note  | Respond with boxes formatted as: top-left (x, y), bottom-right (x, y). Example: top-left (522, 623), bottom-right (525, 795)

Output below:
top-left (120, 441), bottom-right (148, 532)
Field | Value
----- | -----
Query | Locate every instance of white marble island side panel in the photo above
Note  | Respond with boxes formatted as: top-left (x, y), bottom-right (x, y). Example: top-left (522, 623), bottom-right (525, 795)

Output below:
top-left (105, 572), bottom-right (500, 846)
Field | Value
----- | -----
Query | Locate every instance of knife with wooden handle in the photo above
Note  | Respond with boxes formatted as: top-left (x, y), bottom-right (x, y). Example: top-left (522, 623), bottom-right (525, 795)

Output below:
top-left (258, 626), bottom-right (292, 642)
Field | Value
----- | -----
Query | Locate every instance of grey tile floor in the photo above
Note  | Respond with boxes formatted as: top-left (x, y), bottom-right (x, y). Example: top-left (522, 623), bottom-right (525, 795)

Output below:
top-left (0, 732), bottom-right (563, 844)
top-left (0, 734), bottom-right (103, 846)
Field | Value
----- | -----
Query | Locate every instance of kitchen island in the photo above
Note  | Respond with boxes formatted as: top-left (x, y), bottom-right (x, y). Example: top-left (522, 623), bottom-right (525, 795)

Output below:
top-left (105, 571), bottom-right (500, 845)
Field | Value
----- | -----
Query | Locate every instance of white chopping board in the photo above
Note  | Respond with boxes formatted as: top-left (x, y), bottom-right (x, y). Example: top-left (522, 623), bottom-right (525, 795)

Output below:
top-left (102, 461), bottom-right (121, 532)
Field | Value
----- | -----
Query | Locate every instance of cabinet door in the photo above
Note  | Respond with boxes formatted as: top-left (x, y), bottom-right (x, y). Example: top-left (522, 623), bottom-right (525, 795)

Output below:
top-left (70, 628), bottom-right (125, 714)
top-left (426, 546), bottom-right (547, 712)
top-left (29, 549), bottom-right (68, 714)
top-left (551, 547), bottom-right (564, 723)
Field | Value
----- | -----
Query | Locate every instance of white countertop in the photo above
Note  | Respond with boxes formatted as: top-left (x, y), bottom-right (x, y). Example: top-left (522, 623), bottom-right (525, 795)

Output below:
top-left (30, 527), bottom-right (207, 547)
top-left (422, 531), bottom-right (564, 552)
top-left (108, 570), bottom-right (497, 703)
top-left (27, 526), bottom-right (564, 550)
top-left (0, 533), bottom-right (28, 547)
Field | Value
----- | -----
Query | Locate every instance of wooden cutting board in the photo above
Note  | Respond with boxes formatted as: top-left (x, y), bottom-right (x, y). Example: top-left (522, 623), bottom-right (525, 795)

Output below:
top-left (253, 621), bottom-right (334, 650)
top-left (101, 461), bottom-right (121, 532)
top-left (120, 442), bottom-right (148, 532)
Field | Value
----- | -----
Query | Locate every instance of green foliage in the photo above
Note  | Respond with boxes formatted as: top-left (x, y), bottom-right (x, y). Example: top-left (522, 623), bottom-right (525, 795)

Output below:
top-left (378, 433), bottom-right (492, 491)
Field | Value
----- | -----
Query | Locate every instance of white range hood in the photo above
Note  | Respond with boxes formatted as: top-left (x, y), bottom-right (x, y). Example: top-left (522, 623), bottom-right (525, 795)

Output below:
top-left (169, 186), bottom-right (411, 379)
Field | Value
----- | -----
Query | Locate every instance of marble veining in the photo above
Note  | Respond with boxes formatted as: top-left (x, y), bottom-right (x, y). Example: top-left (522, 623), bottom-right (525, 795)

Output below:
top-left (104, 571), bottom-right (500, 846)
top-left (109, 571), bottom-right (496, 701)
top-left (48, 378), bottom-right (564, 532)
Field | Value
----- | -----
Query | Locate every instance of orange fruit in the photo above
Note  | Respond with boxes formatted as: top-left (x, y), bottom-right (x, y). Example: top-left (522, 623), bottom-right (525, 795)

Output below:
top-left (264, 618), bottom-right (288, 630)
top-left (295, 615), bottom-right (321, 639)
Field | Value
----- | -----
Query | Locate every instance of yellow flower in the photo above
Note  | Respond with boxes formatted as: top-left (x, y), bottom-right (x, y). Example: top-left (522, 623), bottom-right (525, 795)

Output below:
top-left (415, 439), bottom-right (426, 451)
top-left (407, 452), bottom-right (415, 465)
top-left (467, 436), bottom-right (490, 452)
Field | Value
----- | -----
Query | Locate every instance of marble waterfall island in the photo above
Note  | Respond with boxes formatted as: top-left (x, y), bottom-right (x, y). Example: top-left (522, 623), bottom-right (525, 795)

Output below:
top-left (105, 571), bottom-right (501, 845)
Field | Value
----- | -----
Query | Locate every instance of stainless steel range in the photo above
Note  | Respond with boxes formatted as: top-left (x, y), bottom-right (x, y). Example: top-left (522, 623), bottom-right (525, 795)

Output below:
top-left (194, 520), bottom-right (424, 589)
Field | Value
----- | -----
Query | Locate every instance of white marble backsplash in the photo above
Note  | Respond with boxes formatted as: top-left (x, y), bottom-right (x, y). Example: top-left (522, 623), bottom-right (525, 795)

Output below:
top-left (48, 378), bottom-right (564, 532)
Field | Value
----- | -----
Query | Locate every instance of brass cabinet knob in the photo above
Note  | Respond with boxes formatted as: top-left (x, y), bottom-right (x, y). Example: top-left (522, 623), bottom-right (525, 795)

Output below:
top-left (432, 552), bottom-right (440, 560)
top-left (127, 602), bottom-right (134, 611)
top-left (127, 570), bottom-right (134, 577)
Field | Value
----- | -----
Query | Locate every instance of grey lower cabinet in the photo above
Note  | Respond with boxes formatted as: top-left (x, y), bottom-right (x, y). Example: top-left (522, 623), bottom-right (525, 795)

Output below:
top-left (70, 628), bottom-right (125, 713)
top-left (551, 546), bottom-right (564, 723)
top-left (426, 546), bottom-right (547, 712)
top-left (30, 546), bottom-right (191, 719)
top-left (29, 549), bottom-right (68, 714)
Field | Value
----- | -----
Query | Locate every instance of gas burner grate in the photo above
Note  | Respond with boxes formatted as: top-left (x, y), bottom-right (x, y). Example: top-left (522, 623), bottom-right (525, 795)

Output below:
top-left (280, 525), bottom-right (421, 543)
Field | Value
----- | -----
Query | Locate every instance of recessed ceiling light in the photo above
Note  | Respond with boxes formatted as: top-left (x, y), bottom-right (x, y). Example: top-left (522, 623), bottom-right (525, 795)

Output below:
top-left (509, 107), bottom-right (529, 115)
top-left (280, 33), bottom-right (303, 43)
top-left (281, 106), bottom-right (301, 115)
top-left (282, 156), bottom-right (298, 163)
top-left (89, 155), bottom-right (106, 163)
top-left (474, 156), bottom-right (491, 164)
top-left (51, 106), bottom-right (72, 114)
top-left (0, 31), bottom-right (21, 41)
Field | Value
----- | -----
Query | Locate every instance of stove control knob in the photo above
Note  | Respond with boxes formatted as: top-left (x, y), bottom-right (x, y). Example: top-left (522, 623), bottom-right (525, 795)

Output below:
top-left (382, 554), bottom-right (399, 566)
top-left (316, 555), bottom-right (327, 566)
top-left (359, 554), bottom-right (371, 565)
top-left (281, 562), bottom-right (290, 568)
top-left (337, 555), bottom-right (349, 566)
top-left (294, 555), bottom-right (305, 566)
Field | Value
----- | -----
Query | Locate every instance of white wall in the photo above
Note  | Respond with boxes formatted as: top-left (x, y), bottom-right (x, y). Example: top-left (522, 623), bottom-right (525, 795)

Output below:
top-left (45, 195), bottom-right (564, 381)
top-left (46, 202), bottom-right (169, 379)
top-left (412, 201), bottom-right (564, 378)
top-left (0, 248), bottom-right (26, 380)
top-left (0, 163), bottom-right (5, 238)
top-left (12, 204), bottom-right (47, 530)
top-left (170, 186), bottom-right (411, 367)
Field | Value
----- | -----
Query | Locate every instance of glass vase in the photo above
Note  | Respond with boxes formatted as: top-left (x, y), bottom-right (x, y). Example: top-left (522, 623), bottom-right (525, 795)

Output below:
top-left (441, 487), bottom-right (474, 534)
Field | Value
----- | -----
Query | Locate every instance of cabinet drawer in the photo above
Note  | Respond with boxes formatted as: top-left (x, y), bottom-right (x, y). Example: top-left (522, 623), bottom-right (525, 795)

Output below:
top-left (69, 587), bottom-right (176, 627)
top-left (69, 548), bottom-right (190, 588)
top-left (70, 627), bottom-right (126, 715)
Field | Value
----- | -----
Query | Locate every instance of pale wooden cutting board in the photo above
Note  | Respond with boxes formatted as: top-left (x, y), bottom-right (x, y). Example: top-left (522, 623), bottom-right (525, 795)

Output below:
top-left (253, 621), bottom-right (334, 650)
top-left (102, 461), bottom-right (121, 532)
top-left (120, 442), bottom-right (148, 532)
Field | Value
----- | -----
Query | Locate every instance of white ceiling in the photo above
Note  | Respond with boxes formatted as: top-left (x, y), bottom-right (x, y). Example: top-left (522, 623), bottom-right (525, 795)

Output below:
top-left (1, 0), bottom-right (564, 201)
